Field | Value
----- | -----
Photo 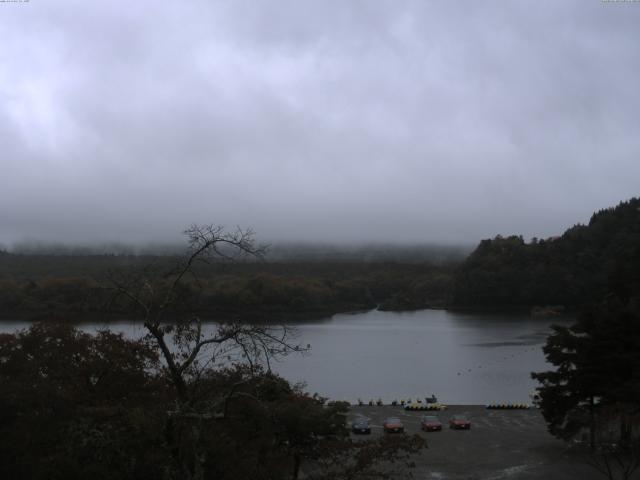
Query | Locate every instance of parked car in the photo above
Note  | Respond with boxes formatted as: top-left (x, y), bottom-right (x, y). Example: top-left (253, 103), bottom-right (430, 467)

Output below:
top-left (351, 418), bottom-right (371, 434)
top-left (383, 417), bottom-right (404, 433)
top-left (420, 415), bottom-right (442, 432)
top-left (449, 414), bottom-right (471, 430)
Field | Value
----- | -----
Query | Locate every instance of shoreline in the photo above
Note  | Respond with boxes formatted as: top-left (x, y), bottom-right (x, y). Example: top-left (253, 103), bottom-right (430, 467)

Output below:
top-left (0, 304), bottom-right (575, 324)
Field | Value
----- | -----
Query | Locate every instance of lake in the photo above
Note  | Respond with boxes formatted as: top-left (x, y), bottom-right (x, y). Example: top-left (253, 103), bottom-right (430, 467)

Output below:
top-left (0, 308), bottom-right (570, 405)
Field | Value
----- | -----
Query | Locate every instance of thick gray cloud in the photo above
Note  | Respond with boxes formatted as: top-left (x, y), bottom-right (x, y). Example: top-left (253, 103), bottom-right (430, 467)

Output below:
top-left (1, 0), bottom-right (639, 246)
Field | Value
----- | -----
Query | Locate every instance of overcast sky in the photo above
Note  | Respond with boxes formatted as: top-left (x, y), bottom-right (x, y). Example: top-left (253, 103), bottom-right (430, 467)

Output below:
top-left (1, 0), bottom-right (639, 247)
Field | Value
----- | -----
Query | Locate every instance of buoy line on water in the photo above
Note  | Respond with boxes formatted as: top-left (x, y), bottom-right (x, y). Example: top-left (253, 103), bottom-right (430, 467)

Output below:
top-left (486, 403), bottom-right (530, 410)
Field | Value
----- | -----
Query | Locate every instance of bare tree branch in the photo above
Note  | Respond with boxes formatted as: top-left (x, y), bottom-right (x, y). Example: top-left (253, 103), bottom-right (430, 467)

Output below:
top-left (106, 224), bottom-right (299, 403)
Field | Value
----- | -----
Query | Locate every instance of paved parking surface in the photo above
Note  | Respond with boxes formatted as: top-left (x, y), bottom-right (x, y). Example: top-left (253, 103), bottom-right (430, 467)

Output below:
top-left (347, 406), bottom-right (602, 480)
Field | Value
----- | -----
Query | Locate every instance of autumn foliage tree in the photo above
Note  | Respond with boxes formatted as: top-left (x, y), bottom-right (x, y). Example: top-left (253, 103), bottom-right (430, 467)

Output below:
top-left (0, 323), bottom-right (425, 480)
top-left (0, 322), bottom-right (167, 480)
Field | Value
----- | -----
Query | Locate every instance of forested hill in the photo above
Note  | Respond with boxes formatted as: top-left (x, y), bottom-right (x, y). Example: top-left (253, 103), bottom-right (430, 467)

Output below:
top-left (0, 255), bottom-right (456, 321)
top-left (452, 197), bottom-right (640, 308)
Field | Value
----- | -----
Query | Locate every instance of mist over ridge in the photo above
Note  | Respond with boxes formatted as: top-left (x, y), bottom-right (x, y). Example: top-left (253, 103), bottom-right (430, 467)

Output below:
top-left (1, 239), bottom-right (472, 265)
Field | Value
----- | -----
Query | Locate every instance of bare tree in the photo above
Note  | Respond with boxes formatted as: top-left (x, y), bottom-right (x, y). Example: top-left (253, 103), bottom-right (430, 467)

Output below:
top-left (107, 225), bottom-right (305, 479)
top-left (105, 225), bottom-right (426, 480)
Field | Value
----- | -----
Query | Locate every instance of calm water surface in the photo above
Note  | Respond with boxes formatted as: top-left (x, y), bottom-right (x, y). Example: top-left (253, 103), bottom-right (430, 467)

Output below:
top-left (1, 309), bottom-right (571, 404)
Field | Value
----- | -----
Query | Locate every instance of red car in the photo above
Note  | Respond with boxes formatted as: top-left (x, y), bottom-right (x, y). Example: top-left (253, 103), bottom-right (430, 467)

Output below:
top-left (383, 417), bottom-right (404, 433)
top-left (449, 414), bottom-right (471, 430)
top-left (420, 415), bottom-right (442, 432)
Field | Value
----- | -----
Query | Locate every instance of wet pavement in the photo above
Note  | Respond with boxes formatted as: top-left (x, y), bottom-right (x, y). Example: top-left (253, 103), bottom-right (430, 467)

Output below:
top-left (347, 405), bottom-right (602, 480)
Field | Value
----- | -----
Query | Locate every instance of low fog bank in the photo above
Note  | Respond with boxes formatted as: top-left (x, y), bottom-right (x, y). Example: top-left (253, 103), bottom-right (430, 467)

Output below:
top-left (265, 242), bottom-right (472, 264)
top-left (0, 241), bottom-right (473, 265)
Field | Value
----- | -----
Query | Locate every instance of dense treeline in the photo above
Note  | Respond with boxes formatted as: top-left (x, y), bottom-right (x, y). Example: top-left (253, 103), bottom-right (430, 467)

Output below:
top-left (452, 197), bottom-right (640, 308)
top-left (0, 323), bottom-right (424, 479)
top-left (0, 254), bottom-right (456, 320)
top-left (3, 197), bottom-right (639, 317)
top-left (530, 236), bottom-right (640, 463)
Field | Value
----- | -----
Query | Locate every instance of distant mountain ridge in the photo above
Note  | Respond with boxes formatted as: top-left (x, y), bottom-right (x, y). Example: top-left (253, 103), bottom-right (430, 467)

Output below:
top-left (452, 197), bottom-right (640, 308)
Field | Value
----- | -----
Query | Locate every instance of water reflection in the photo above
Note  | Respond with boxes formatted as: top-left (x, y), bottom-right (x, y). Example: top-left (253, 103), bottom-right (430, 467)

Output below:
top-left (0, 309), bottom-right (572, 404)
top-left (272, 309), bottom-right (572, 404)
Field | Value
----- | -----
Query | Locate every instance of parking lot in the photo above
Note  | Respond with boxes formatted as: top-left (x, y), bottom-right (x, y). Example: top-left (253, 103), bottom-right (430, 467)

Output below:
top-left (347, 405), bottom-right (603, 479)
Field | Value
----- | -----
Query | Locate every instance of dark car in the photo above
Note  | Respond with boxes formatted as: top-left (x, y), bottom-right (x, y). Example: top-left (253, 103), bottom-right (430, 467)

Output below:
top-left (420, 415), bottom-right (442, 432)
top-left (449, 414), bottom-right (471, 430)
top-left (351, 418), bottom-right (371, 435)
top-left (383, 417), bottom-right (404, 433)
